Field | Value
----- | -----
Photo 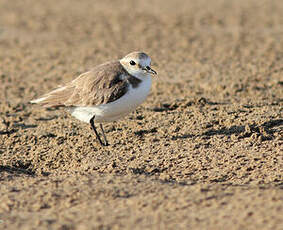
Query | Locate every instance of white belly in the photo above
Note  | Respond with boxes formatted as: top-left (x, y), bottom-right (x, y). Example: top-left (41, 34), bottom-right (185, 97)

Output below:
top-left (69, 76), bottom-right (152, 123)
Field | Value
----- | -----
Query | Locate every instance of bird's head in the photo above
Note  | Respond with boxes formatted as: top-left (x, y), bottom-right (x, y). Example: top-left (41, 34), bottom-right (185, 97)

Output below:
top-left (120, 51), bottom-right (157, 78)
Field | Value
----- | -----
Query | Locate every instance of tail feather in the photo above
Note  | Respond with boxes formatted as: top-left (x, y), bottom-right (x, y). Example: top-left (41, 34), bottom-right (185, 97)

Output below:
top-left (30, 86), bottom-right (72, 108)
top-left (30, 97), bottom-right (48, 104)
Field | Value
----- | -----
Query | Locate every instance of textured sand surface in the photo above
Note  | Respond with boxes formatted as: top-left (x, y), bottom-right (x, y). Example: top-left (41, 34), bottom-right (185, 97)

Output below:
top-left (0, 0), bottom-right (282, 229)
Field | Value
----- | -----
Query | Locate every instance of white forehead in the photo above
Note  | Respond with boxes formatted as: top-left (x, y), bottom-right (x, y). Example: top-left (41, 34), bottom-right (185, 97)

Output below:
top-left (121, 52), bottom-right (151, 66)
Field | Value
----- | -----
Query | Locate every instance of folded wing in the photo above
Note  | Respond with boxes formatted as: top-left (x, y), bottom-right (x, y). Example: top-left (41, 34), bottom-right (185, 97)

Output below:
top-left (30, 61), bottom-right (129, 108)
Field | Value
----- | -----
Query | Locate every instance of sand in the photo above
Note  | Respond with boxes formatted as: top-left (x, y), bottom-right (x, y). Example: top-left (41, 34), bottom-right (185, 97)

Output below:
top-left (0, 0), bottom-right (282, 229)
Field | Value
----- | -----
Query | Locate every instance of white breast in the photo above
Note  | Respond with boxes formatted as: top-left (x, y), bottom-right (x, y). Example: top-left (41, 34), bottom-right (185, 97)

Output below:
top-left (69, 76), bottom-right (152, 123)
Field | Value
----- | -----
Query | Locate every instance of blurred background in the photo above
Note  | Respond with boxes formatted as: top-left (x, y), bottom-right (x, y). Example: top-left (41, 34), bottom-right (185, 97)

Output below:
top-left (1, 0), bottom-right (282, 104)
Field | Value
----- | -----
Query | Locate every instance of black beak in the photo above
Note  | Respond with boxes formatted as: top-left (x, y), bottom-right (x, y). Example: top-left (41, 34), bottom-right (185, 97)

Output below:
top-left (143, 66), bottom-right (157, 75)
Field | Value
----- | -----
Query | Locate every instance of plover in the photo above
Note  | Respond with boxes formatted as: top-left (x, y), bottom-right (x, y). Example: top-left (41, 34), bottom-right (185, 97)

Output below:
top-left (31, 51), bottom-right (157, 146)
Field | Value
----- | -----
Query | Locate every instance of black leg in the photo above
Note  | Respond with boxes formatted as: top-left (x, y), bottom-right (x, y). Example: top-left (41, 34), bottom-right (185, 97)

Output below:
top-left (90, 116), bottom-right (105, 146)
top-left (100, 124), bottom-right (109, 146)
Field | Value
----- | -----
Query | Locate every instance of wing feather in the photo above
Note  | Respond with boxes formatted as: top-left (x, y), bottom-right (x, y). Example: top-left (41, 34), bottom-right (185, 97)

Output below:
top-left (31, 61), bottom-right (129, 108)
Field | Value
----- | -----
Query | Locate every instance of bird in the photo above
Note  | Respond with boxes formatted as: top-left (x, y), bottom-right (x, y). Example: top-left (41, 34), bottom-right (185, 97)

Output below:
top-left (30, 51), bottom-right (157, 146)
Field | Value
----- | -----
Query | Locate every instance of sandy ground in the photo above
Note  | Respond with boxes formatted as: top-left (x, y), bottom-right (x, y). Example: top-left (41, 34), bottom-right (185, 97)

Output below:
top-left (0, 0), bottom-right (282, 229)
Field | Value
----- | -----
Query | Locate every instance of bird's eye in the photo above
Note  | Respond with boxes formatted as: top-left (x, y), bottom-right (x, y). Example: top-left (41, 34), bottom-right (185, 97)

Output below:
top-left (146, 66), bottom-right (151, 70)
top-left (130, 60), bottom-right (136, 65)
